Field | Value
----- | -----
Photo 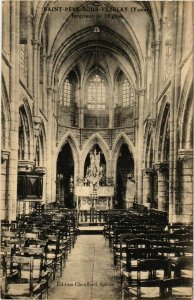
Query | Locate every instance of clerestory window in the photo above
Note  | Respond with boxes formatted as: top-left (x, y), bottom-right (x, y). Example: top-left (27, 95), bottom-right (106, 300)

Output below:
top-left (60, 78), bottom-right (72, 106)
top-left (122, 79), bottom-right (134, 107)
top-left (87, 74), bottom-right (106, 110)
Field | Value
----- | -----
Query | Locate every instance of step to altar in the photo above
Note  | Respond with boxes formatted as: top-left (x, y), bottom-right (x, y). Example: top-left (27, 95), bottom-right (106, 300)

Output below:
top-left (78, 225), bottom-right (104, 234)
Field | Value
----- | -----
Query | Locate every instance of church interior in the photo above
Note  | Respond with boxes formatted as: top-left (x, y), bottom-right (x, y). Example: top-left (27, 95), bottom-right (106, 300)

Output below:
top-left (1, 1), bottom-right (193, 299)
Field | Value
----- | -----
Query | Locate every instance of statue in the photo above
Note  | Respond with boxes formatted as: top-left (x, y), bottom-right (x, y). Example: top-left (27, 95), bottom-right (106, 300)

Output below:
top-left (85, 148), bottom-right (104, 188)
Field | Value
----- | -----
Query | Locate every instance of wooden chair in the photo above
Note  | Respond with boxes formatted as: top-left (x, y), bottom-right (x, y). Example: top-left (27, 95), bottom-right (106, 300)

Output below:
top-left (2, 255), bottom-right (45, 299)
top-left (113, 232), bottom-right (135, 276)
top-left (160, 256), bottom-right (193, 299)
top-left (45, 235), bottom-right (63, 280)
top-left (1, 246), bottom-right (16, 278)
top-left (122, 258), bottom-right (170, 299)
top-left (19, 246), bottom-right (49, 298)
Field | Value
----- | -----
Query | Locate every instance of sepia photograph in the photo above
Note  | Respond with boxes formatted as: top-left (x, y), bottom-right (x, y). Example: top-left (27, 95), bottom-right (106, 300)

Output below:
top-left (1, 1), bottom-right (193, 299)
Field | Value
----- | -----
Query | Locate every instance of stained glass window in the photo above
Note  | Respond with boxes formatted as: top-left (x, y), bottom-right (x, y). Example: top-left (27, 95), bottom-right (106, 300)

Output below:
top-left (122, 79), bottom-right (134, 107)
top-left (87, 74), bottom-right (106, 110)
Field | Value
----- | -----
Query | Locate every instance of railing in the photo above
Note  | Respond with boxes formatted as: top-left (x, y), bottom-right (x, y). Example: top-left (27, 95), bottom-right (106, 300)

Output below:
top-left (78, 210), bottom-right (106, 224)
top-left (78, 209), bottom-right (133, 224)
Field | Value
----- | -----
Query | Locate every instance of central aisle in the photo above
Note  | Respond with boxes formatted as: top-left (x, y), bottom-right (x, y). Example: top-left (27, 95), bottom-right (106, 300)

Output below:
top-left (48, 235), bottom-right (122, 300)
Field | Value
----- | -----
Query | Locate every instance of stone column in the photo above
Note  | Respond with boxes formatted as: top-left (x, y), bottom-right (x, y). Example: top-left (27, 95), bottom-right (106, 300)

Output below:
top-left (32, 39), bottom-right (41, 114)
top-left (1, 151), bottom-right (10, 219)
top-left (79, 85), bottom-right (84, 128)
top-left (46, 86), bottom-right (55, 204)
top-left (176, 149), bottom-right (193, 222)
top-left (136, 89), bottom-right (146, 203)
top-left (2, 2), bottom-right (10, 59)
top-left (109, 88), bottom-right (114, 129)
top-left (109, 107), bottom-right (113, 129)
top-left (7, 1), bottom-right (20, 220)
top-left (80, 107), bottom-right (84, 128)
top-left (143, 169), bottom-right (153, 206)
top-left (154, 163), bottom-right (169, 211)
top-left (151, 41), bottom-right (160, 102)
top-left (26, 2), bottom-right (33, 92)
top-left (169, 3), bottom-right (183, 223)
top-left (42, 54), bottom-right (48, 115)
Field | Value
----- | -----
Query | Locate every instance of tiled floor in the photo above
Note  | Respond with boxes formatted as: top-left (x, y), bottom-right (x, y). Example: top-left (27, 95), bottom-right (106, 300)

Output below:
top-left (48, 235), bottom-right (122, 300)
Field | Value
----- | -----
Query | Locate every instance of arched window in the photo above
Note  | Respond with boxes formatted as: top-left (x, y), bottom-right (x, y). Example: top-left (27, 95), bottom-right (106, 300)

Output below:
top-left (60, 78), bottom-right (72, 106)
top-left (122, 79), bottom-right (134, 107)
top-left (18, 116), bottom-right (25, 160)
top-left (87, 74), bottom-right (106, 110)
top-left (18, 107), bottom-right (30, 160)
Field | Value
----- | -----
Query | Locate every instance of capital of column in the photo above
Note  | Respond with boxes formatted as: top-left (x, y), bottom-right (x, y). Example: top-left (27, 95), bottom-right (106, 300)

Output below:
top-left (147, 118), bottom-right (156, 128)
top-left (42, 54), bottom-right (48, 61)
top-left (153, 162), bottom-right (169, 173)
top-left (26, 14), bottom-right (33, 23)
top-left (33, 115), bottom-right (42, 138)
top-left (18, 160), bottom-right (35, 173)
top-left (151, 41), bottom-right (161, 52)
top-left (137, 88), bottom-right (146, 97)
top-left (178, 149), bottom-right (193, 169)
top-left (1, 149), bottom-right (10, 163)
top-left (143, 168), bottom-right (156, 177)
top-left (165, 39), bottom-right (172, 47)
top-left (178, 149), bottom-right (193, 161)
top-left (34, 166), bottom-right (47, 175)
top-left (31, 39), bottom-right (41, 49)
top-left (47, 86), bottom-right (56, 95)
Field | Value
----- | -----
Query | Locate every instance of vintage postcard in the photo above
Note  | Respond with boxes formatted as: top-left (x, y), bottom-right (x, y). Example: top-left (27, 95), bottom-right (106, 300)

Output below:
top-left (1, 1), bottom-right (193, 299)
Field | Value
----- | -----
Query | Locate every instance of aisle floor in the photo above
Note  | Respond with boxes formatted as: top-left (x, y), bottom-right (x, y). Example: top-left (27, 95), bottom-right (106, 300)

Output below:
top-left (48, 235), bottom-right (121, 300)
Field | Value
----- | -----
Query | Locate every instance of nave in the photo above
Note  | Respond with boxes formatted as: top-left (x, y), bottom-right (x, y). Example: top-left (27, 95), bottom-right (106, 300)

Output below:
top-left (1, 207), bottom-right (192, 300)
top-left (48, 235), bottom-right (121, 300)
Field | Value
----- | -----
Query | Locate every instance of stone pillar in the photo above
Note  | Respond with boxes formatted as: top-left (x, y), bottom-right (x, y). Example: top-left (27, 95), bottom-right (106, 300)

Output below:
top-left (32, 39), bottom-right (41, 114)
top-left (108, 85), bottom-right (114, 129)
top-left (2, 2), bottom-right (10, 60)
top-left (26, 2), bottom-right (33, 92)
top-left (151, 41), bottom-right (160, 102)
top-left (79, 107), bottom-right (84, 128)
top-left (1, 151), bottom-right (10, 219)
top-left (136, 89), bottom-right (146, 203)
top-left (176, 149), bottom-right (193, 222)
top-left (169, 3), bottom-right (183, 223)
top-left (46, 86), bottom-right (55, 204)
top-left (109, 107), bottom-right (113, 129)
top-left (143, 169), bottom-right (153, 206)
top-left (154, 163), bottom-right (169, 211)
top-left (42, 54), bottom-right (48, 115)
top-left (7, 1), bottom-right (20, 220)
top-left (79, 85), bottom-right (84, 128)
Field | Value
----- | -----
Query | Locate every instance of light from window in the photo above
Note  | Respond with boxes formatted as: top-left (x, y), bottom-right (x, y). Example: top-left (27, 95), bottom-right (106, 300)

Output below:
top-left (164, 43), bottom-right (172, 81)
top-left (87, 74), bottom-right (106, 110)
top-left (60, 79), bottom-right (72, 106)
top-left (20, 44), bottom-right (27, 77)
top-left (122, 79), bottom-right (134, 107)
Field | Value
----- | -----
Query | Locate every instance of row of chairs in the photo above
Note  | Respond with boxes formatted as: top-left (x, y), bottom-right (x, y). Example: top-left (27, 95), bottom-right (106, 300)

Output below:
top-left (103, 211), bottom-right (193, 299)
top-left (1, 209), bottom-right (79, 299)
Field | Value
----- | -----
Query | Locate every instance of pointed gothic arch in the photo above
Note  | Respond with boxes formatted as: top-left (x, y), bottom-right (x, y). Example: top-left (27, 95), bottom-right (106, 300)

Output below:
top-left (112, 133), bottom-right (135, 181)
top-left (80, 134), bottom-right (110, 178)
top-left (56, 132), bottom-right (79, 180)
top-left (156, 99), bottom-right (170, 162)
top-left (178, 81), bottom-right (193, 150)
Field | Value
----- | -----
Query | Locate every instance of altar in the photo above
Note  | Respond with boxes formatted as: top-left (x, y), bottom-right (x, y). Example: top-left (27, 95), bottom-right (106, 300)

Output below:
top-left (75, 186), bottom-right (114, 209)
top-left (75, 147), bottom-right (114, 210)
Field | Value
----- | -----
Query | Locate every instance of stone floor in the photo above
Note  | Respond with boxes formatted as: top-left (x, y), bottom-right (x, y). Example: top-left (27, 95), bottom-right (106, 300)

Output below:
top-left (48, 235), bottom-right (122, 300)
